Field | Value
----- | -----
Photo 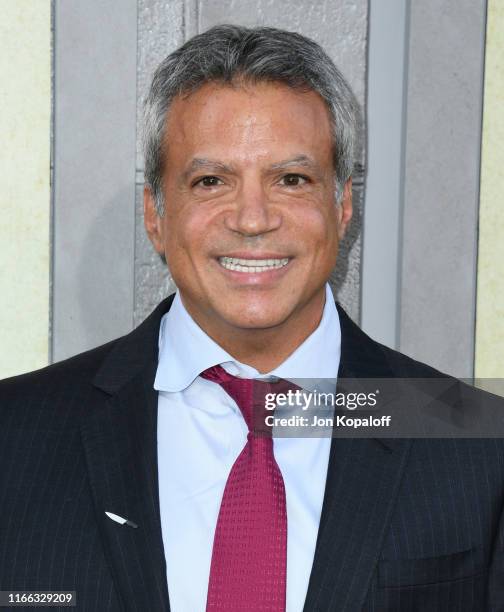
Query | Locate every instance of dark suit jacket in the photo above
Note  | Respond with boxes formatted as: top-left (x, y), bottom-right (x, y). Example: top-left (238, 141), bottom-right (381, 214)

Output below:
top-left (1, 295), bottom-right (504, 611)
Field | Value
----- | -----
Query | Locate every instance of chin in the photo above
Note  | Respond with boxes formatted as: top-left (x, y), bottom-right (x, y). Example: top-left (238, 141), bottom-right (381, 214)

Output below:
top-left (219, 302), bottom-right (293, 331)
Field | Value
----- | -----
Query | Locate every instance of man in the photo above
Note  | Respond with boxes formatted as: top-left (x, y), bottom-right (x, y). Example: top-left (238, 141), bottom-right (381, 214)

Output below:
top-left (1, 25), bottom-right (503, 612)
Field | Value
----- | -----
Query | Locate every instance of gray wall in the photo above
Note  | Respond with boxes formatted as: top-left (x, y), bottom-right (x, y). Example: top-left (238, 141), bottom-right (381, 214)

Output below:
top-left (399, 0), bottom-right (486, 377)
top-left (53, 0), bottom-right (138, 361)
top-left (361, 0), bottom-right (410, 349)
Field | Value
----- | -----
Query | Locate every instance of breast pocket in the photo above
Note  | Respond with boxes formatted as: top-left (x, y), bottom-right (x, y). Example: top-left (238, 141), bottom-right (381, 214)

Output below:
top-left (378, 547), bottom-right (486, 588)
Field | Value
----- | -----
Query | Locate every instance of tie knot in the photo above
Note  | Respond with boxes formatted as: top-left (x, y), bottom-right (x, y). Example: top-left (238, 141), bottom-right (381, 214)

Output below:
top-left (200, 365), bottom-right (298, 435)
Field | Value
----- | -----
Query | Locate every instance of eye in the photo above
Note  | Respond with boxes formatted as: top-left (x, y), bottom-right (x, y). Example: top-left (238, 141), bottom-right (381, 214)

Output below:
top-left (279, 173), bottom-right (309, 187)
top-left (194, 176), bottom-right (224, 188)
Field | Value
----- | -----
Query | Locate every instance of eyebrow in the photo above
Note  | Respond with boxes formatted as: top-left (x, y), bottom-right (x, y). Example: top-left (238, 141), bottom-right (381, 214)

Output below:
top-left (181, 158), bottom-right (235, 182)
top-left (181, 154), bottom-right (323, 182)
top-left (268, 154), bottom-right (320, 172)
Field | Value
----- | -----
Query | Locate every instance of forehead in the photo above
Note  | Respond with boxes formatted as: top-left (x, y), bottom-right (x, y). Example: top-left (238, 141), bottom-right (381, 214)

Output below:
top-left (163, 81), bottom-right (333, 166)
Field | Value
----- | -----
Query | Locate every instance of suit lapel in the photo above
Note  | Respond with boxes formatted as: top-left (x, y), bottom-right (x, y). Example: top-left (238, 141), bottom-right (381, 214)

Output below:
top-left (80, 296), bottom-right (175, 612)
top-left (303, 304), bottom-right (414, 611)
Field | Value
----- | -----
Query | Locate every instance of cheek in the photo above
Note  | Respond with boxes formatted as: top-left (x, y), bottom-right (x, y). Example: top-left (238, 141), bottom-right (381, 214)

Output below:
top-left (299, 205), bottom-right (339, 252)
top-left (164, 206), bottom-right (213, 260)
top-left (163, 216), bottom-right (208, 290)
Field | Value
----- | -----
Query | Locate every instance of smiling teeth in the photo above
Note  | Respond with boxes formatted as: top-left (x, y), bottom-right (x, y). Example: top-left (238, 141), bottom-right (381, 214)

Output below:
top-left (219, 257), bottom-right (290, 272)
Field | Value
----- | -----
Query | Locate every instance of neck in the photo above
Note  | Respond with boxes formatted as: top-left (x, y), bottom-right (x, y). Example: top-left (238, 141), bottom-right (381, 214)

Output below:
top-left (182, 288), bottom-right (327, 373)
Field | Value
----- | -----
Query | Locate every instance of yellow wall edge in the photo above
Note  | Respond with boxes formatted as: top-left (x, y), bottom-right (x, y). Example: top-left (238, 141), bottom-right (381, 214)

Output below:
top-left (0, 0), bottom-right (51, 378)
top-left (475, 0), bottom-right (504, 378)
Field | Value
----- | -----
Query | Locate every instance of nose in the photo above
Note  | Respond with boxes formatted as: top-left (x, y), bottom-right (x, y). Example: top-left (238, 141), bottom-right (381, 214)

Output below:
top-left (224, 183), bottom-right (282, 237)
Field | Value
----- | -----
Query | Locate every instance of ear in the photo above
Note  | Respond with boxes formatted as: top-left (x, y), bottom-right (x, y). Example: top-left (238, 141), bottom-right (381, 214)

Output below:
top-left (143, 185), bottom-right (165, 255)
top-left (337, 178), bottom-right (353, 240)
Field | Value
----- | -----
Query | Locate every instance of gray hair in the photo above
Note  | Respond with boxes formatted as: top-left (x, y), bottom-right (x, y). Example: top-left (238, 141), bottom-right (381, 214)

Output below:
top-left (143, 24), bottom-right (359, 216)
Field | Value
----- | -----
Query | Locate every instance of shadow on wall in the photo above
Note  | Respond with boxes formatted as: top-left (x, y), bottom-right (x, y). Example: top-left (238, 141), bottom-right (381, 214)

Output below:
top-left (330, 179), bottom-right (363, 325)
top-left (133, 183), bottom-right (175, 327)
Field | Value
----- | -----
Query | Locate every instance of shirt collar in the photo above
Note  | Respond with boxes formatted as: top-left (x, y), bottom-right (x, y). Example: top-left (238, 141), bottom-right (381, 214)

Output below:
top-left (154, 283), bottom-right (341, 393)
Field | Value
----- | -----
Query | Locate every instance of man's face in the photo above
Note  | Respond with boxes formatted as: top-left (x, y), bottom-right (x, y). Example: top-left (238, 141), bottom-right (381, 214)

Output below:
top-left (145, 81), bottom-right (352, 335)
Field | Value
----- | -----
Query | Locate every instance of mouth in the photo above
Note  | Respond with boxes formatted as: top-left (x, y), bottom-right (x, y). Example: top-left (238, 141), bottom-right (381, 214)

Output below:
top-left (218, 256), bottom-right (291, 273)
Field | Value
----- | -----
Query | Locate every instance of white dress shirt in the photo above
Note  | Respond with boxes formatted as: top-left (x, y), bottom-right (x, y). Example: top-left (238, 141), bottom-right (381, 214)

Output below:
top-left (155, 283), bottom-right (341, 612)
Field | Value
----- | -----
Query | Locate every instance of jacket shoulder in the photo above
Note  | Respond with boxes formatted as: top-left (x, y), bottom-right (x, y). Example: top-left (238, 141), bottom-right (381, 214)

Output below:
top-left (377, 337), bottom-right (504, 412)
top-left (0, 337), bottom-right (121, 406)
top-left (379, 341), bottom-right (451, 378)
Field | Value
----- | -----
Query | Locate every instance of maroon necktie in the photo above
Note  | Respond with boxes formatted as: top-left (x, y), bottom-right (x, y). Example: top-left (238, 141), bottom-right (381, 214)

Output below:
top-left (201, 365), bottom-right (290, 612)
